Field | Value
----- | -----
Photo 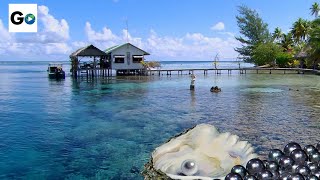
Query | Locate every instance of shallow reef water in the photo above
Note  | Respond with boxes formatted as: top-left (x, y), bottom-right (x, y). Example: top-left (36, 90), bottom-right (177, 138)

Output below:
top-left (0, 62), bottom-right (319, 179)
top-left (240, 87), bottom-right (284, 93)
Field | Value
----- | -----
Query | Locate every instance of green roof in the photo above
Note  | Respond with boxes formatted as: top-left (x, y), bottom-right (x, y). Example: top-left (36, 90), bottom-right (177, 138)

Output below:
top-left (104, 43), bottom-right (150, 55)
top-left (104, 45), bottom-right (121, 53)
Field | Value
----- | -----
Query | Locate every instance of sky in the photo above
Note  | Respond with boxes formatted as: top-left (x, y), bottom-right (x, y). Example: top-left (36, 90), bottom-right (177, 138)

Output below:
top-left (0, 0), bottom-right (318, 61)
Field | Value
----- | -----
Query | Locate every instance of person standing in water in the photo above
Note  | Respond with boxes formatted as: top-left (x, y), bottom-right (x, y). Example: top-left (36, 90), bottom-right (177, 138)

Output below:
top-left (190, 74), bottom-right (196, 90)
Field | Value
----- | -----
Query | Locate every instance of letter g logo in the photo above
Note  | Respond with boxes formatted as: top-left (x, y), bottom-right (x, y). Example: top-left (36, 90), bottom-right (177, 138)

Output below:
top-left (10, 11), bottom-right (24, 25)
top-left (8, 4), bottom-right (37, 32)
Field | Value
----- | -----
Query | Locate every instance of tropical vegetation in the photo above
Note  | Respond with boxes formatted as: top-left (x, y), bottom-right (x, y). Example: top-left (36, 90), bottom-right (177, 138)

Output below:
top-left (235, 6), bottom-right (269, 63)
top-left (236, 3), bottom-right (320, 69)
top-left (141, 61), bottom-right (161, 69)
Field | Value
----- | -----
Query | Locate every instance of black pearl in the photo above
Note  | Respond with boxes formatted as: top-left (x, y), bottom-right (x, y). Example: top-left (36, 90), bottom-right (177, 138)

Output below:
top-left (316, 142), bottom-right (320, 151)
top-left (307, 162), bottom-right (319, 173)
top-left (291, 173), bottom-right (305, 180)
top-left (225, 172), bottom-right (243, 180)
top-left (243, 174), bottom-right (257, 180)
top-left (284, 142), bottom-right (302, 156)
top-left (270, 170), bottom-right (280, 179)
top-left (262, 160), bottom-right (268, 167)
top-left (231, 165), bottom-right (247, 178)
top-left (265, 161), bottom-right (279, 171)
top-left (278, 168), bottom-right (286, 175)
top-left (305, 145), bottom-right (318, 156)
top-left (290, 149), bottom-right (308, 165)
top-left (279, 156), bottom-right (294, 170)
top-left (295, 165), bottom-right (311, 176)
top-left (246, 158), bottom-right (265, 175)
top-left (268, 149), bottom-right (284, 162)
top-left (256, 170), bottom-right (273, 179)
top-left (306, 175), bottom-right (320, 180)
top-left (310, 151), bottom-right (320, 164)
top-left (279, 172), bottom-right (291, 180)
top-left (292, 163), bottom-right (300, 173)
top-left (314, 169), bottom-right (320, 178)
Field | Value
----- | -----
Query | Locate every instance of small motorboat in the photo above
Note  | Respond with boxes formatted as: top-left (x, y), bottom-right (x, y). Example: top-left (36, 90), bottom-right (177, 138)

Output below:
top-left (47, 63), bottom-right (65, 79)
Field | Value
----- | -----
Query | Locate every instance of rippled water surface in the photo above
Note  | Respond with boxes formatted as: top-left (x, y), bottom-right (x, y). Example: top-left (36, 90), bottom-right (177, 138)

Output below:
top-left (0, 61), bottom-right (319, 179)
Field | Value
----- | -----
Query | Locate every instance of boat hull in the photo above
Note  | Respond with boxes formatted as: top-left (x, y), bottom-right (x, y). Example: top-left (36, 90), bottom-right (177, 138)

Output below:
top-left (48, 72), bottom-right (65, 79)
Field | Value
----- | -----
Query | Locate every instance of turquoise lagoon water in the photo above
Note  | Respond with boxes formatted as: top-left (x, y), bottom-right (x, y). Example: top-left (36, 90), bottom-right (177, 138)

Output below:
top-left (0, 61), bottom-right (319, 179)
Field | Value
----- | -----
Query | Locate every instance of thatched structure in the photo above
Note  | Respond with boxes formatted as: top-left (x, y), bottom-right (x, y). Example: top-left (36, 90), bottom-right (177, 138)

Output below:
top-left (294, 50), bottom-right (308, 59)
top-left (294, 50), bottom-right (308, 68)
top-left (70, 45), bottom-right (110, 78)
top-left (70, 45), bottom-right (107, 57)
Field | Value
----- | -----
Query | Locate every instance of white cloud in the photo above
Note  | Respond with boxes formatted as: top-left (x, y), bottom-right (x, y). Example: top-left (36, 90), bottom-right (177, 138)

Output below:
top-left (85, 22), bottom-right (118, 42)
top-left (84, 21), bottom-right (145, 51)
top-left (0, 19), bottom-right (14, 43)
top-left (122, 29), bottom-right (143, 47)
top-left (45, 43), bottom-right (71, 55)
top-left (218, 31), bottom-right (235, 37)
top-left (211, 22), bottom-right (225, 31)
top-left (144, 30), bottom-right (239, 60)
top-left (0, 19), bottom-right (14, 55)
top-left (37, 5), bottom-right (69, 43)
top-left (84, 23), bottom-right (239, 60)
top-left (72, 41), bottom-right (87, 48)
top-left (0, 9), bottom-right (239, 60)
top-left (146, 30), bottom-right (186, 58)
top-left (5, 43), bottom-right (40, 57)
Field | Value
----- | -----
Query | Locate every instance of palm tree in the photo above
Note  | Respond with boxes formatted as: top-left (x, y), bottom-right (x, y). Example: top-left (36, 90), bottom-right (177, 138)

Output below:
top-left (280, 32), bottom-right (294, 51)
top-left (308, 18), bottom-right (320, 69)
top-left (310, 2), bottom-right (320, 18)
top-left (291, 18), bottom-right (311, 44)
top-left (273, 27), bottom-right (283, 42)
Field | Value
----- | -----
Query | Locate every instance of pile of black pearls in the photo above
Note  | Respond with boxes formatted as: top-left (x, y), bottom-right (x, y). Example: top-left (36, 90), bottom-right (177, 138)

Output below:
top-left (225, 142), bottom-right (320, 180)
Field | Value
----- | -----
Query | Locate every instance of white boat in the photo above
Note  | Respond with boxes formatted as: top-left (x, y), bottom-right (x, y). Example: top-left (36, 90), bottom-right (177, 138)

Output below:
top-left (47, 63), bottom-right (65, 79)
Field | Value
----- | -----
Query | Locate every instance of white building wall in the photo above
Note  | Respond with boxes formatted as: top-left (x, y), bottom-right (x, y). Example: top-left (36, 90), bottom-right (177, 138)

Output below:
top-left (110, 44), bottom-right (146, 70)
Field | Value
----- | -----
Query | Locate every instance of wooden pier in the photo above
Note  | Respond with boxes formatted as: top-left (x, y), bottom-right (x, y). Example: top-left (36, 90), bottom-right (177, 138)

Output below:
top-left (147, 68), bottom-right (318, 76)
top-left (75, 68), bottom-right (112, 78)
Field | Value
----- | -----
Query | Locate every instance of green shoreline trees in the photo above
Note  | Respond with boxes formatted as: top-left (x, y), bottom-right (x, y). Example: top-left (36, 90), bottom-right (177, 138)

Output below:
top-left (235, 3), bottom-right (320, 69)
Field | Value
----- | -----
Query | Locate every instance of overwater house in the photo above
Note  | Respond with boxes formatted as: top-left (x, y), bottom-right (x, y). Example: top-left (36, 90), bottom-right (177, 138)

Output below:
top-left (104, 43), bottom-right (150, 75)
top-left (69, 43), bottom-right (150, 78)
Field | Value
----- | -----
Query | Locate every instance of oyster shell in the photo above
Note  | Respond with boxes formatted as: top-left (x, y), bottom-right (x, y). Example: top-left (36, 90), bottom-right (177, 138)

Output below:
top-left (143, 124), bottom-right (257, 179)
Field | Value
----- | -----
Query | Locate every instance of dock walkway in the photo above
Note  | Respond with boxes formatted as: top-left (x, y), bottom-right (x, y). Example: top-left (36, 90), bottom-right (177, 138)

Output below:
top-left (147, 68), bottom-right (318, 76)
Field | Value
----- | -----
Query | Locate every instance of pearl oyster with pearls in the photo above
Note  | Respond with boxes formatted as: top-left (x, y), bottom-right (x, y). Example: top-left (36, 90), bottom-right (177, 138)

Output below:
top-left (143, 124), bottom-right (257, 179)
